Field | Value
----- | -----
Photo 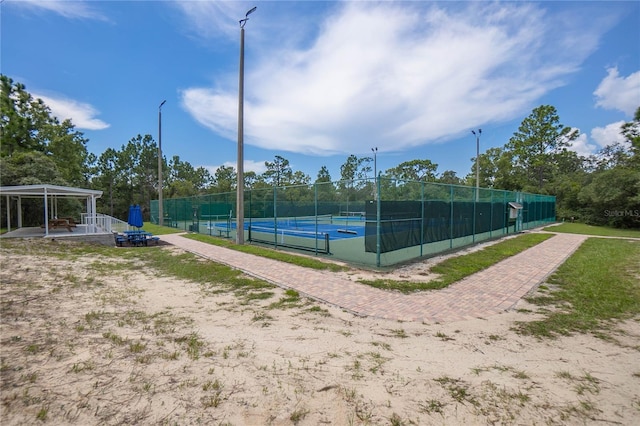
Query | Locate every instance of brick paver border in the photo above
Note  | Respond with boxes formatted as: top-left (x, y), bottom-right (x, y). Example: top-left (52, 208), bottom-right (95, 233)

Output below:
top-left (159, 232), bottom-right (587, 323)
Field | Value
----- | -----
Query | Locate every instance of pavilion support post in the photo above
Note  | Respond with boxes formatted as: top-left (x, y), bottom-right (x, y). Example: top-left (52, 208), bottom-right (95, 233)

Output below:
top-left (17, 196), bottom-right (22, 228)
top-left (43, 188), bottom-right (49, 236)
top-left (5, 195), bottom-right (11, 231)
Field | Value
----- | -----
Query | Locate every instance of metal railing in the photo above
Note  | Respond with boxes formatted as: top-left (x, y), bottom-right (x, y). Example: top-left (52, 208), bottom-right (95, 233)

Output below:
top-left (81, 213), bottom-right (129, 233)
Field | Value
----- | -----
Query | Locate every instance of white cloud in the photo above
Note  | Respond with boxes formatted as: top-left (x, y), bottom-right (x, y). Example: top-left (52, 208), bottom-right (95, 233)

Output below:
top-left (223, 160), bottom-right (267, 175)
top-left (567, 132), bottom-right (598, 157)
top-left (180, 2), bottom-right (615, 157)
top-left (594, 68), bottom-right (640, 116)
top-left (7, 0), bottom-right (108, 21)
top-left (566, 121), bottom-right (628, 157)
top-left (590, 121), bottom-right (628, 148)
top-left (35, 94), bottom-right (110, 130)
top-left (181, 88), bottom-right (237, 140)
top-left (171, 0), bottom-right (243, 40)
top-left (203, 160), bottom-right (267, 177)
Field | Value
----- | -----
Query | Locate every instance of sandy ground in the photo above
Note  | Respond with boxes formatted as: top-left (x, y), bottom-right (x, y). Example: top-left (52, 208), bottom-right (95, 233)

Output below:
top-left (1, 239), bottom-right (639, 425)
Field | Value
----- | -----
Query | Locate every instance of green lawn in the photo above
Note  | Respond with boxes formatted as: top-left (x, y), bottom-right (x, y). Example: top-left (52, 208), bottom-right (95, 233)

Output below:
top-left (184, 233), bottom-right (346, 272)
top-left (545, 222), bottom-right (640, 238)
top-left (359, 233), bottom-right (554, 293)
top-left (141, 223), bottom-right (184, 235)
top-left (515, 238), bottom-right (640, 338)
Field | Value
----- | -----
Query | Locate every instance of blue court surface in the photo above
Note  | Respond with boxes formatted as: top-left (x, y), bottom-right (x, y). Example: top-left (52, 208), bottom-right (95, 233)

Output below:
top-left (212, 217), bottom-right (365, 240)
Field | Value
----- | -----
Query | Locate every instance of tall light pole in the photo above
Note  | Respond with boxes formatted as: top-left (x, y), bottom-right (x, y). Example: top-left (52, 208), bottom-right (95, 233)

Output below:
top-left (236, 6), bottom-right (256, 245)
top-left (158, 99), bottom-right (166, 226)
top-left (471, 129), bottom-right (481, 202)
top-left (371, 147), bottom-right (378, 179)
top-left (371, 147), bottom-right (378, 201)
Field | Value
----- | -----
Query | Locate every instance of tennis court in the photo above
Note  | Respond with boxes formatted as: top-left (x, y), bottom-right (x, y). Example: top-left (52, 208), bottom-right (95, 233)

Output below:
top-left (151, 178), bottom-right (556, 266)
top-left (205, 214), bottom-right (365, 254)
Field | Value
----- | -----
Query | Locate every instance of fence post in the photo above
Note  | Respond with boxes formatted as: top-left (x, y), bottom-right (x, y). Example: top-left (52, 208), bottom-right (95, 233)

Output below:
top-left (376, 175), bottom-right (381, 267)
top-left (273, 187), bottom-right (278, 249)
top-left (489, 189), bottom-right (493, 238)
top-left (420, 181), bottom-right (425, 257)
top-left (504, 191), bottom-right (508, 235)
top-left (449, 185), bottom-right (454, 249)
top-left (314, 182), bottom-right (319, 255)
top-left (472, 187), bottom-right (476, 243)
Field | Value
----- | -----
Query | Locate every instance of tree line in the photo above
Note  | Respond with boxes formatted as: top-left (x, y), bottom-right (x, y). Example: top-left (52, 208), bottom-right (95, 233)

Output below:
top-left (1, 75), bottom-right (638, 228)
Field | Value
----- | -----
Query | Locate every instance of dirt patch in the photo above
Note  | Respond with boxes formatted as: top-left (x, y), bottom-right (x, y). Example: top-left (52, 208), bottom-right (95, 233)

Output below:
top-left (1, 239), bottom-right (639, 425)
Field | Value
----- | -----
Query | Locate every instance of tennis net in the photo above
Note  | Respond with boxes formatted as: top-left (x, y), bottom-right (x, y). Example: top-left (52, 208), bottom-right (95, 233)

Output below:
top-left (248, 225), bottom-right (330, 254)
top-left (248, 214), bottom-right (333, 229)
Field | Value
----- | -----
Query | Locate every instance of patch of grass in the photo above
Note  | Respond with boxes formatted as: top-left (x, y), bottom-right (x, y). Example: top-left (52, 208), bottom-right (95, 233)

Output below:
top-left (389, 413), bottom-right (405, 426)
top-left (150, 250), bottom-right (261, 285)
top-left (306, 305), bottom-right (331, 316)
top-left (268, 289), bottom-right (304, 310)
top-left (84, 310), bottom-right (106, 325)
top-left (512, 370), bottom-right (530, 380)
top-left (121, 310), bottom-right (151, 326)
top-left (366, 351), bottom-right (389, 374)
top-left (555, 371), bottom-right (601, 396)
top-left (133, 248), bottom-right (275, 299)
top-left (25, 344), bottom-right (39, 354)
top-left (25, 372), bottom-right (38, 383)
top-left (289, 406), bottom-right (310, 424)
top-left (347, 359), bottom-right (364, 380)
top-left (201, 378), bottom-right (225, 409)
top-left (514, 238), bottom-right (640, 338)
top-left (70, 361), bottom-right (95, 373)
top-left (175, 332), bottom-right (205, 360)
top-left (360, 233), bottom-right (553, 292)
top-left (471, 364), bottom-right (529, 380)
top-left (243, 291), bottom-right (275, 301)
top-left (429, 233), bottom-right (554, 288)
top-left (185, 233), bottom-right (347, 272)
top-left (36, 406), bottom-right (48, 421)
top-left (545, 223), bottom-right (640, 238)
top-left (371, 341), bottom-right (392, 351)
top-left (161, 350), bottom-right (180, 360)
top-left (202, 378), bottom-right (223, 392)
top-left (433, 376), bottom-right (476, 405)
top-left (435, 331), bottom-right (455, 341)
top-left (344, 387), bottom-right (357, 402)
top-left (419, 399), bottom-right (446, 414)
top-left (103, 331), bottom-right (126, 346)
top-left (251, 312), bottom-right (274, 323)
top-left (129, 341), bottom-right (146, 354)
top-left (152, 312), bottom-right (180, 335)
top-left (390, 328), bottom-right (408, 338)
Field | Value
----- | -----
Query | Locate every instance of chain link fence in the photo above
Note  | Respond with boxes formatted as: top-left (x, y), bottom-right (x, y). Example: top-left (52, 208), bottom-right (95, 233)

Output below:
top-left (151, 178), bottom-right (555, 267)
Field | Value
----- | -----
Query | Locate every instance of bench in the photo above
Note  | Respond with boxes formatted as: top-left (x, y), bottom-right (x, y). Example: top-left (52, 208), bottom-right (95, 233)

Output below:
top-left (146, 236), bottom-right (160, 245)
top-left (114, 233), bottom-right (128, 247)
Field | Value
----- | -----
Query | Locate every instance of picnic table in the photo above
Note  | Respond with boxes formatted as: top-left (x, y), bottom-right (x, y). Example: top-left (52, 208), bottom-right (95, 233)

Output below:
top-left (114, 230), bottom-right (160, 247)
top-left (42, 218), bottom-right (74, 232)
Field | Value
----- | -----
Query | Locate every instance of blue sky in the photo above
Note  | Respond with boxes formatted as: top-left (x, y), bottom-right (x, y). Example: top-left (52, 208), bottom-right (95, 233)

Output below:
top-left (2, 1), bottom-right (639, 182)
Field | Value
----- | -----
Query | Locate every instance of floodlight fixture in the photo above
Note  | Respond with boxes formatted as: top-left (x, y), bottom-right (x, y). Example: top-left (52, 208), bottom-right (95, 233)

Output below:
top-left (239, 6), bottom-right (257, 28)
top-left (371, 147), bottom-right (378, 179)
top-left (471, 129), bottom-right (482, 202)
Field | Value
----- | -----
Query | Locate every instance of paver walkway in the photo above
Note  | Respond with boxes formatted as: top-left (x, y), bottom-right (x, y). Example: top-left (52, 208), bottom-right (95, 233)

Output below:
top-left (159, 232), bottom-right (587, 323)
